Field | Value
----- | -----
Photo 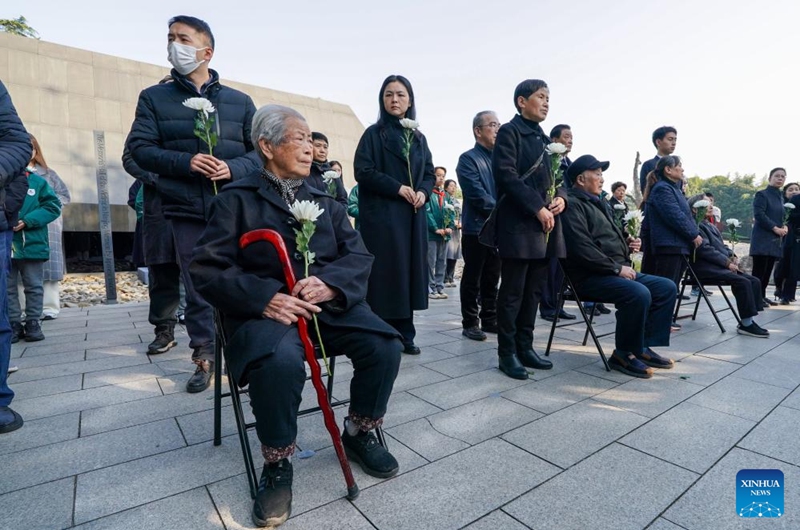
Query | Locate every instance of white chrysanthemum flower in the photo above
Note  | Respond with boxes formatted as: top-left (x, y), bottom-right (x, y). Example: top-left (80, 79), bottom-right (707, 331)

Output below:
top-left (623, 210), bottom-right (643, 222)
top-left (182, 97), bottom-right (215, 119)
top-left (444, 202), bottom-right (456, 211)
top-left (693, 199), bottom-right (710, 209)
top-left (545, 142), bottom-right (568, 155)
top-left (785, 203), bottom-right (796, 210)
top-left (726, 218), bottom-right (741, 227)
top-left (289, 200), bottom-right (324, 223)
top-left (399, 118), bottom-right (420, 130)
top-left (322, 170), bottom-right (340, 184)
top-left (613, 203), bottom-right (626, 210)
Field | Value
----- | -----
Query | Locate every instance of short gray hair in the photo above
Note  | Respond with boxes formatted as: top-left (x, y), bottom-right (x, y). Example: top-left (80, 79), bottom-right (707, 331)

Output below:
top-left (472, 110), bottom-right (497, 138)
top-left (251, 104), bottom-right (307, 159)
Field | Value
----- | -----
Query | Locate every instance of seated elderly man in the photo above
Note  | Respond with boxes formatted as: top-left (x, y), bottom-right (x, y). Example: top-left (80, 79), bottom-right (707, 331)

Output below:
top-left (561, 155), bottom-right (677, 378)
top-left (688, 193), bottom-right (768, 338)
top-left (190, 104), bottom-right (402, 528)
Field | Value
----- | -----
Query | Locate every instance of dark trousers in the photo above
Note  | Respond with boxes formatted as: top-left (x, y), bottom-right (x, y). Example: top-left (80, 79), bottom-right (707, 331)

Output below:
top-left (148, 262), bottom-right (181, 327)
top-left (171, 218), bottom-right (215, 360)
top-left (697, 270), bottom-right (761, 319)
top-left (751, 255), bottom-right (777, 299)
top-left (539, 257), bottom-right (565, 317)
top-left (445, 259), bottom-right (457, 284)
top-left (246, 323), bottom-right (402, 448)
top-left (384, 317), bottom-right (416, 347)
top-left (497, 258), bottom-right (548, 356)
top-left (459, 234), bottom-right (500, 329)
top-left (652, 253), bottom-right (687, 291)
top-left (574, 273), bottom-right (675, 354)
top-left (0, 231), bottom-right (13, 407)
top-left (774, 258), bottom-right (798, 301)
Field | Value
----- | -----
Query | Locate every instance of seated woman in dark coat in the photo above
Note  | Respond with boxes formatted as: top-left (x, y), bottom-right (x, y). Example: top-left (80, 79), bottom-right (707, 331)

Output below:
top-left (687, 194), bottom-right (769, 337)
top-left (190, 104), bottom-right (402, 528)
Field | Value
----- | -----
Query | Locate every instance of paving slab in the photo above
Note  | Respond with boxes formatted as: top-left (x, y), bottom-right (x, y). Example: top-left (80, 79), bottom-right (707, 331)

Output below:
top-left (1, 418), bottom-right (185, 494)
top-left (9, 353), bottom-right (151, 383)
top-left (10, 349), bottom-right (85, 369)
top-left (73, 487), bottom-right (222, 530)
top-left (462, 510), bottom-right (529, 530)
top-left (11, 373), bottom-right (83, 399)
top-left (387, 417), bottom-right (470, 461)
top-left (0, 411), bottom-right (79, 456)
top-left (73, 435), bottom-right (245, 524)
top-left (738, 405), bottom-right (800, 466)
top-left (429, 338), bottom-right (496, 356)
top-left (781, 385), bottom-right (800, 411)
top-left (729, 352), bottom-right (800, 390)
top-left (423, 348), bottom-right (498, 378)
top-left (22, 334), bottom-right (143, 357)
top-left (592, 375), bottom-right (703, 417)
top-left (502, 399), bottom-right (648, 469)
top-left (353, 438), bottom-right (559, 530)
top-left (620, 402), bottom-right (755, 473)
top-left (82, 363), bottom-right (166, 389)
top-left (660, 353), bottom-right (741, 387)
top-left (664, 447), bottom-right (800, 529)
top-left (501, 370), bottom-right (619, 414)
top-left (13, 378), bottom-right (163, 421)
top-left (504, 443), bottom-right (698, 530)
top-left (1, 477), bottom-right (74, 530)
top-left (687, 375), bottom-right (791, 422)
top-left (645, 519), bottom-right (687, 530)
top-left (407, 368), bottom-right (529, 410)
top-left (426, 395), bottom-right (542, 444)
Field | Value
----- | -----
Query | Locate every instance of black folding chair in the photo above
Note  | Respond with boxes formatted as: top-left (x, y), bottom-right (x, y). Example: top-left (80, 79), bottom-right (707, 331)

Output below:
top-left (544, 262), bottom-right (612, 371)
top-left (212, 311), bottom-right (387, 499)
top-left (673, 256), bottom-right (741, 333)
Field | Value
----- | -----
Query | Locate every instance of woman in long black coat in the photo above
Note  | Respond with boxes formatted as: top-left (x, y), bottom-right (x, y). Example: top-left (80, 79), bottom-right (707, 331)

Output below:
top-left (354, 75), bottom-right (435, 354)
top-left (774, 182), bottom-right (800, 303)
top-left (750, 167), bottom-right (787, 306)
top-left (491, 79), bottom-right (567, 381)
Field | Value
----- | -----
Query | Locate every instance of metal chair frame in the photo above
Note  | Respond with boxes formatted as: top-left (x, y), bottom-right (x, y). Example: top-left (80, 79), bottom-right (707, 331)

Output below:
top-left (673, 255), bottom-right (741, 333)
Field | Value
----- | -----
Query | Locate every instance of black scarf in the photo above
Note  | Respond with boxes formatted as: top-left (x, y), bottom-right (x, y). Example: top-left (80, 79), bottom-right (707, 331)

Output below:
top-left (261, 169), bottom-right (304, 205)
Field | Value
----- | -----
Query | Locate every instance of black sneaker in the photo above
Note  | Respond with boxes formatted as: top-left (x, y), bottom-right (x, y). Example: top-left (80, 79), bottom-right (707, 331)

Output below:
top-left (23, 320), bottom-right (45, 342)
top-left (481, 322), bottom-right (499, 334)
top-left (0, 406), bottom-right (23, 434)
top-left (252, 459), bottom-right (293, 528)
top-left (186, 360), bottom-right (213, 393)
top-left (10, 322), bottom-right (24, 344)
top-left (462, 327), bottom-right (487, 341)
top-left (402, 343), bottom-right (421, 355)
top-left (342, 422), bottom-right (399, 478)
top-left (148, 324), bottom-right (176, 354)
top-left (596, 303), bottom-right (611, 315)
top-left (737, 322), bottom-right (770, 338)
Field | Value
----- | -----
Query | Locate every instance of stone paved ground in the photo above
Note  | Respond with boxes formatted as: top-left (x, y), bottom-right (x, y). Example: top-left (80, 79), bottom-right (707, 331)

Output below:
top-left (2, 288), bottom-right (799, 530)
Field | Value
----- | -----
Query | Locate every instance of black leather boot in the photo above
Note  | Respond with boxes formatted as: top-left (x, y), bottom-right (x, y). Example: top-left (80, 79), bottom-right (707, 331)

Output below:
top-left (498, 354), bottom-right (529, 380)
top-left (517, 348), bottom-right (553, 370)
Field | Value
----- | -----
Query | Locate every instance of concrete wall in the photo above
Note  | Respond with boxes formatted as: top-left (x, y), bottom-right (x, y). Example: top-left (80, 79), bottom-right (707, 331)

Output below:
top-left (0, 32), bottom-right (364, 232)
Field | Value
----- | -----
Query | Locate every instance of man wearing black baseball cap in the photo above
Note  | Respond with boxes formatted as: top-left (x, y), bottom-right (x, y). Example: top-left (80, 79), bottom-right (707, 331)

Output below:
top-left (560, 155), bottom-right (676, 378)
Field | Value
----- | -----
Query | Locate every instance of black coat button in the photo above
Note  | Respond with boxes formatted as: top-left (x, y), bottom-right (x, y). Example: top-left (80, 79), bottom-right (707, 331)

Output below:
top-left (286, 217), bottom-right (297, 226)
top-left (293, 252), bottom-right (303, 261)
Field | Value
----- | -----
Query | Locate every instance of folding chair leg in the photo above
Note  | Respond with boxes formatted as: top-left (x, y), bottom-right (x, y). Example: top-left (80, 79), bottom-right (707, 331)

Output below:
top-left (582, 307), bottom-right (596, 346)
top-left (545, 288), bottom-right (564, 357)
top-left (719, 286), bottom-right (742, 325)
top-left (228, 377), bottom-right (259, 500)
top-left (691, 290), bottom-right (702, 321)
top-left (213, 340), bottom-right (222, 447)
top-left (674, 281), bottom-right (688, 322)
top-left (375, 426), bottom-right (389, 450)
top-left (574, 298), bottom-right (610, 371)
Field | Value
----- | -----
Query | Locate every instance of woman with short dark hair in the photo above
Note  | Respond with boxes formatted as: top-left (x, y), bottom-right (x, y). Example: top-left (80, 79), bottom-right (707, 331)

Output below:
top-left (353, 75), bottom-right (436, 354)
top-left (773, 181), bottom-right (800, 304)
top-left (750, 168), bottom-right (788, 307)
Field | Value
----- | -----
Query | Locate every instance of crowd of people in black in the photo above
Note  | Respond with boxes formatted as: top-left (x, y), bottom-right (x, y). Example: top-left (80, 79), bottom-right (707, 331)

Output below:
top-left (0, 13), bottom-right (799, 529)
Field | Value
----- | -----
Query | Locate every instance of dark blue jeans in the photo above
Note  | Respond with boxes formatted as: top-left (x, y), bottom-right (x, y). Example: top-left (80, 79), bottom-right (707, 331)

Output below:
top-left (573, 272), bottom-right (675, 355)
top-left (0, 230), bottom-right (14, 407)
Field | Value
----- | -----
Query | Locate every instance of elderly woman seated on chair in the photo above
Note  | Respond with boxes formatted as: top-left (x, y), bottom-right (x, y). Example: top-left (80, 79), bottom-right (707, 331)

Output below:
top-left (688, 193), bottom-right (769, 338)
top-left (190, 104), bottom-right (402, 528)
top-left (560, 155), bottom-right (677, 379)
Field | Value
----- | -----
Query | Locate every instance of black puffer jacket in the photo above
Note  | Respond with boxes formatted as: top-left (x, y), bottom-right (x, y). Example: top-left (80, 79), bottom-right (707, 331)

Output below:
top-left (127, 70), bottom-right (260, 221)
top-left (0, 81), bottom-right (32, 231)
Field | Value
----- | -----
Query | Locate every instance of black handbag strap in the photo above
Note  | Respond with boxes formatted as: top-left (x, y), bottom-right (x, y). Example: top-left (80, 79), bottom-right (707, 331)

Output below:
top-left (495, 151), bottom-right (545, 208)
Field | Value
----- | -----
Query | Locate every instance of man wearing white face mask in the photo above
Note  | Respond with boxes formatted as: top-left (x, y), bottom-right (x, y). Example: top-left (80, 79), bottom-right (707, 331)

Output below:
top-left (128, 15), bottom-right (260, 394)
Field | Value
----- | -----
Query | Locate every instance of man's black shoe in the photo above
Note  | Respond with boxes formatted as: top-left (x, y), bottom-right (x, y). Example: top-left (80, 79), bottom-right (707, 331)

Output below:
top-left (252, 459), bottom-right (292, 528)
top-left (23, 320), bottom-right (45, 342)
top-left (10, 322), bottom-right (24, 344)
top-left (462, 327), bottom-right (487, 341)
top-left (148, 324), bottom-right (177, 354)
top-left (737, 322), bottom-right (770, 338)
top-left (680, 294), bottom-right (691, 301)
top-left (540, 313), bottom-right (556, 322)
top-left (0, 406), bottom-right (23, 434)
top-left (498, 354), bottom-right (528, 380)
top-left (517, 348), bottom-right (553, 370)
top-left (763, 297), bottom-right (777, 307)
top-left (342, 424), bottom-right (399, 478)
top-left (558, 309), bottom-right (577, 320)
top-left (186, 360), bottom-right (213, 393)
top-left (596, 303), bottom-right (611, 315)
top-left (481, 322), bottom-right (499, 334)
top-left (402, 343), bottom-right (421, 355)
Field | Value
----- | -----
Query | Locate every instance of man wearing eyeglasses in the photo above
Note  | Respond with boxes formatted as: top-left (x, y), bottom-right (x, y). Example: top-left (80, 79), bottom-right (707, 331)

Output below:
top-left (455, 111), bottom-right (502, 341)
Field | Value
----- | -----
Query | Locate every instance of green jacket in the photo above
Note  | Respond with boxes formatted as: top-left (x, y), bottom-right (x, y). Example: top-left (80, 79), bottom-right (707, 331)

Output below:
top-left (426, 188), bottom-right (456, 242)
top-left (347, 184), bottom-right (359, 230)
top-left (12, 172), bottom-right (62, 260)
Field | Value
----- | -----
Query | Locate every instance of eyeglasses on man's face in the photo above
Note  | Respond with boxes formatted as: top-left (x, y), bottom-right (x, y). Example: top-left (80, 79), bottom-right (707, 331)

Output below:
top-left (478, 122), bottom-right (500, 129)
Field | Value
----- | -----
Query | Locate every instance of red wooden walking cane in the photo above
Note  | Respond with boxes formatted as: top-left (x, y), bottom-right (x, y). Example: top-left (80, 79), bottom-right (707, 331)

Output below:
top-left (239, 229), bottom-right (360, 501)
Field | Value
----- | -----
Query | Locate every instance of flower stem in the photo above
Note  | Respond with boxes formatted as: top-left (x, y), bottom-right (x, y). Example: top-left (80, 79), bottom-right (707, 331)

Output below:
top-left (305, 256), bottom-right (330, 377)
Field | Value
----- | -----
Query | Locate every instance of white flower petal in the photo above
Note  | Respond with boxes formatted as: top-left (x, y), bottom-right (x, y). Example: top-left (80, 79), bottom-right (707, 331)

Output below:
top-left (613, 204), bottom-right (626, 210)
top-left (545, 142), bottom-right (568, 155)
top-left (785, 203), bottom-right (796, 210)
top-left (693, 200), bottom-right (710, 208)
top-left (322, 170), bottom-right (340, 183)
top-left (399, 118), bottom-right (420, 130)
top-left (726, 218), bottom-right (741, 227)
top-left (182, 97), bottom-right (215, 115)
top-left (289, 200), bottom-right (324, 222)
